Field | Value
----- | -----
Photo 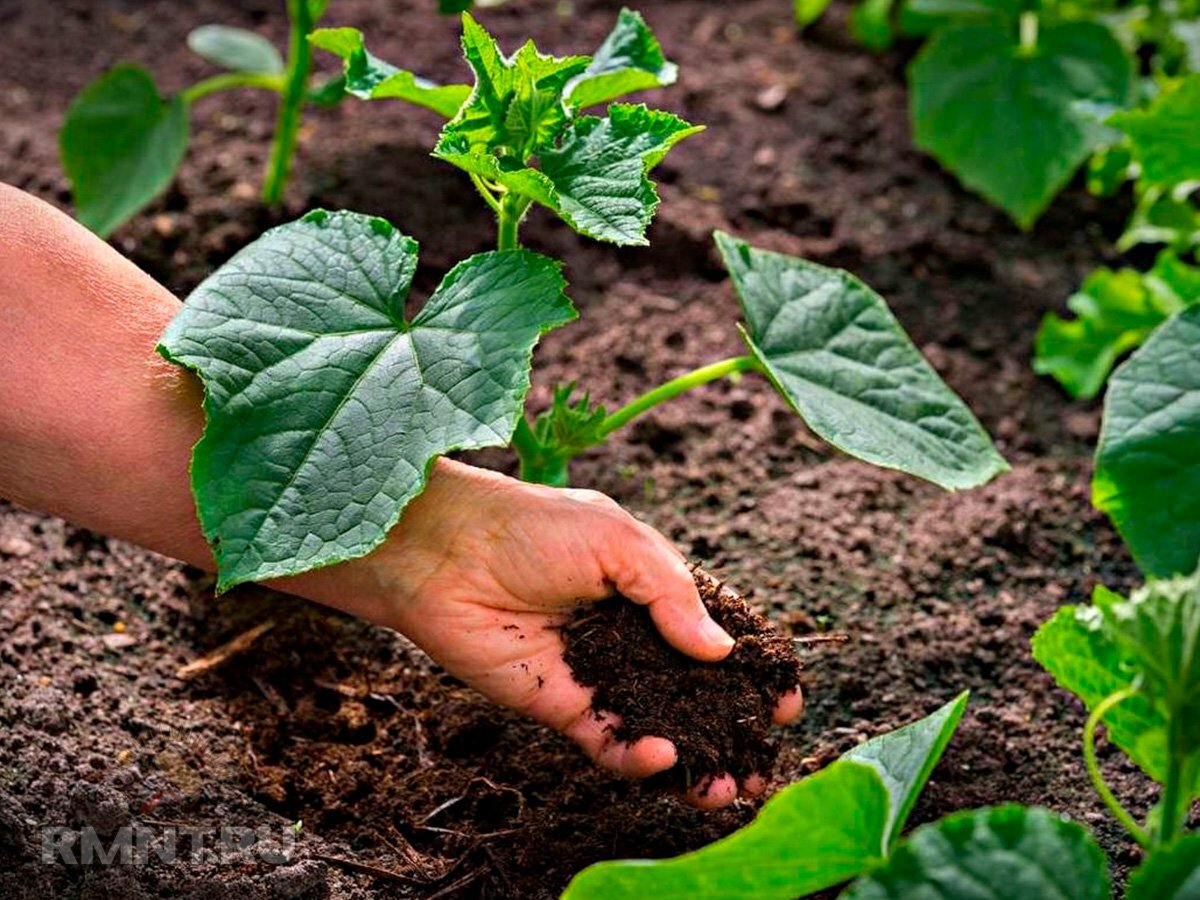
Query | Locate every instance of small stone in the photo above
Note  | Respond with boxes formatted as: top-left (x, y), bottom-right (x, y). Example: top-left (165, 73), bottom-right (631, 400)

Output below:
top-left (753, 146), bottom-right (778, 167)
top-left (230, 181), bottom-right (257, 201)
top-left (68, 782), bottom-right (130, 836)
top-left (151, 214), bottom-right (175, 237)
top-left (755, 83), bottom-right (788, 112)
top-left (0, 536), bottom-right (34, 558)
top-left (101, 633), bottom-right (137, 651)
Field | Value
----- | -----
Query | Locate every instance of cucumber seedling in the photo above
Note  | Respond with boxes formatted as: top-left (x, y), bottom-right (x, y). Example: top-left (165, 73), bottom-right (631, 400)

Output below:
top-left (159, 10), bottom-right (1007, 594)
top-left (60, 0), bottom-right (351, 236)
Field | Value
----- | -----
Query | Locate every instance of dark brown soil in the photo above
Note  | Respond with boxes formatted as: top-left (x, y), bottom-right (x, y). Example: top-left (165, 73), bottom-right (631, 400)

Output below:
top-left (562, 565), bottom-right (802, 789)
top-left (1, 0), bottom-right (1194, 898)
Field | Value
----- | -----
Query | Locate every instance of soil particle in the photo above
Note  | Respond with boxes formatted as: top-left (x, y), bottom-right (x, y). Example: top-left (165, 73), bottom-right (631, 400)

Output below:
top-left (562, 566), bottom-right (802, 789)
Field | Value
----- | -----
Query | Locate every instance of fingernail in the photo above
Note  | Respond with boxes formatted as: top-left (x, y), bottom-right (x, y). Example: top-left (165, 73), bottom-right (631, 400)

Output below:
top-left (702, 617), bottom-right (735, 653)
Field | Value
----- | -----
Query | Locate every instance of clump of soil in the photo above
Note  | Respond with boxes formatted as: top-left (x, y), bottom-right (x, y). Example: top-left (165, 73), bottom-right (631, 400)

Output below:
top-left (561, 565), bottom-right (802, 789)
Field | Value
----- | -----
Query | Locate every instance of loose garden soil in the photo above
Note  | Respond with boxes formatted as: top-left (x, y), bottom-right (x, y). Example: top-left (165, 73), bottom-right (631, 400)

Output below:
top-left (0, 0), bottom-right (1190, 897)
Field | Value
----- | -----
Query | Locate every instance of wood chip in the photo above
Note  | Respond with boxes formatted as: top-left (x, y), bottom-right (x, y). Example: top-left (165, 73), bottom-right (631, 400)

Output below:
top-left (175, 620), bottom-right (275, 680)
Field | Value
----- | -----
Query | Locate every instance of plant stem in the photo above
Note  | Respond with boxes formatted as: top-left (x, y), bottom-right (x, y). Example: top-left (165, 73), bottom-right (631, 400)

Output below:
top-left (180, 72), bottom-right (285, 105)
top-left (1018, 11), bottom-right (1038, 54)
top-left (600, 355), bottom-right (759, 436)
top-left (497, 195), bottom-right (529, 251)
top-left (1157, 713), bottom-right (1187, 846)
top-left (262, 0), bottom-right (314, 205)
top-left (1084, 688), bottom-right (1150, 848)
top-left (470, 173), bottom-right (503, 215)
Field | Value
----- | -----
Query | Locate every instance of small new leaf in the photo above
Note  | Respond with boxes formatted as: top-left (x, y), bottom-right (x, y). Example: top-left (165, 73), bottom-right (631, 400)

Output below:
top-left (564, 8), bottom-right (679, 110)
top-left (309, 28), bottom-right (469, 117)
top-left (715, 232), bottom-right (1009, 490)
top-left (910, 21), bottom-right (1134, 228)
top-left (1034, 251), bottom-right (1198, 400)
top-left (532, 384), bottom-right (608, 456)
top-left (188, 25), bottom-right (284, 75)
top-left (158, 210), bottom-right (575, 590)
top-left (844, 806), bottom-right (1110, 900)
top-left (60, 65), bottom-right (189, 237)
top-left (1110, 75), bottom-right (1200, 188)
top-left (1094, 303), bottom-right (1200, 577)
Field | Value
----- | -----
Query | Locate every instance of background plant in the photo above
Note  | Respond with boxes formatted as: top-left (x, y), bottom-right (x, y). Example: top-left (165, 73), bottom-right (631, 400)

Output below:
top-left (60, 0), bottom-right (346, 237)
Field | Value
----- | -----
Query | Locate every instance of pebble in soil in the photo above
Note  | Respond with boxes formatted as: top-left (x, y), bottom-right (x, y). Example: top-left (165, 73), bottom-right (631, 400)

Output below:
top-left (561, 565), bottom-right (802, 791)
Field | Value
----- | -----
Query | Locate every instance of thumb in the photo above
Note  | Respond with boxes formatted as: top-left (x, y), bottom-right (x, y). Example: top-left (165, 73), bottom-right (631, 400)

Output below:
top-left (604, 521), bottom-right (735, 663)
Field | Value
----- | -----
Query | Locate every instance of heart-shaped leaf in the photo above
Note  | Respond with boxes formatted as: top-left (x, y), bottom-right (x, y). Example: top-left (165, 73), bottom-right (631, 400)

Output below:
top-left (159, 210), bottom-right (575, 590)
top-left (188, 25), bottom-right (284, 75)
top-left (715, 232), bottom-right (1008, 490)
top-left (564, 8), bottom-right (678, 110)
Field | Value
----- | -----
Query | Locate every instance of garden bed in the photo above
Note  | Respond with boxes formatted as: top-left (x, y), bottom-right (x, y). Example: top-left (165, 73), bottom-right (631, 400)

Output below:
top-left (0, 0), bottom-right (1159, 897)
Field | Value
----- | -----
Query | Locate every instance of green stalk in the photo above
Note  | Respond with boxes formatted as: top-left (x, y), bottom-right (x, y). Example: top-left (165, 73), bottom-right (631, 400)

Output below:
top-left (181, 72), bottom-right (284, 105)
top-left (262, 0), bottom-right (314, 205)
top-left (599, 356), bottom-right (759, 435)
top-left (1084, 688), bottom-right (1150, 848)
top-left (497, 194), bottom-right (530, 250)
top-left (1018, 11), bottom-right (1038, 55)
top-left (1157, 713), bottom-right (1188, 846)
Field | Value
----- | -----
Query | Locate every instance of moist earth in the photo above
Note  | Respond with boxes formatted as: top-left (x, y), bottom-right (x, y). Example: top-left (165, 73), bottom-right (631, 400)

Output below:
top-left (561, 565), bottom-right (802, 790)
top-left (0, 0), bottom-right (1187, 897)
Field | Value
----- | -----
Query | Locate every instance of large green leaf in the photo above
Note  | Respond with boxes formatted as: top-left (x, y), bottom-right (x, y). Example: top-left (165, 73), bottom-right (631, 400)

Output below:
top-left (1034, 252), bottom-right (1198, 400)
top-left (1033, 589), bottom-right (1172, 784)
top-left (1110, 75), bottom-right (1200, 187)
top-left (564, 8), bottom-right (678, 109)
top-left (844, 692), bottom-right (969, 851)
top-left (60, 65), bottom-right (189, 237)
top-left (910, 21), bottom-right (1134, 228)
top-left (158, 210), bottom-right (575, 590)
top-left (562, 696), bottom-right (969, 899)
top-left (563, 761), bottom-right (889, 899)
top-left (898, 0), bottom-right (1022, 36)
top-left (438, 104), bottom-right (701, 245)
top-left (843, 806), bottom-right (1110, 900)
top-left (1128, 835), bottom-right (1200, 900)
top-left (308, 28), bottom-right (469, 117)
top-left (1094, 303), bottom-right (1200, 577)
top-left (187, 25), bottom-right (284, 75)
top-left (714, 232), bottom-right (1009, 490)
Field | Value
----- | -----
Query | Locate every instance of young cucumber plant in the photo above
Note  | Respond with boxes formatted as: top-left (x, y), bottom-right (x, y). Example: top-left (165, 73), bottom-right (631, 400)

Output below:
top-left (1037, 73), bottom-right (1200, 399)
top-left (158, 11), bottom-right (1006, 592)
top-left (60, 0), bottom-right (345, 237)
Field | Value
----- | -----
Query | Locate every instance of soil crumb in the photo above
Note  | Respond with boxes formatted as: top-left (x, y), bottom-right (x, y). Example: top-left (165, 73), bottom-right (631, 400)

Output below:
top-left (561, 564), bottom-right (802, 790)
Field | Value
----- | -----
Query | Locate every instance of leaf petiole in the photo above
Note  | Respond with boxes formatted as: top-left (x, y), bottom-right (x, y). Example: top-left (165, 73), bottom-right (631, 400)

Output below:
top-left (262, 0), bottom-right (316, 205)
top-left (180, 71), bottom-right (285, 104)
top-left (600, 355), bottom-right (759, 435)
top-left (1083, 686), bottom-right (1150, 847)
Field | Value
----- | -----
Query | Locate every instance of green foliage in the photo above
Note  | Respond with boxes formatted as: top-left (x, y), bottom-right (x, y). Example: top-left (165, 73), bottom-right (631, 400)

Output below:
top-left (1034, 251), bottom-right (1200, 399)
top-left (1110, 75), bottom-right (1200, 187)
top-left (158, 210), bottom-right (574, 590)
top-left (187, 25), bottom-right (285, 74)
top-left (1094, 304), bottom-right (1200, 577)
top-left (715, 232), bottom-right (1009, 490)
top-left (564, 8), bottom-right (679, 109)
top-left (531, 385), bottom-right (609, 461)
top-left (562, 695), bottom-right (967, 899)
top-left (432, 12), bottom-right (697, 246)
top-left (843, 806), bottom-right (1111, 900)
top-left (308, 27), bottom-right (469, 116)
top-left (1128, 834), bottom-right (1200, 899)
top-left (59, 66), bottom-right (189, 237)
top-left (909, 20), bottom-right (1134, 228)
top-left (794, 0), bottom-right (835, 27)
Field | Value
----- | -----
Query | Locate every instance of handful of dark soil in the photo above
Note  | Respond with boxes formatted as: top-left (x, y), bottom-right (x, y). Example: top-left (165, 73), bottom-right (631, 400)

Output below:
top-left (560, 564), bottom-right (802, 791)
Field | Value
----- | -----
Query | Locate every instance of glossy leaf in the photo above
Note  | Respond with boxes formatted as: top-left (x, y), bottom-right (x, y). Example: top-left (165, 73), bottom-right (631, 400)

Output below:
top-left (158, 210), bottom-right (575, 590)
top-left (308, 28), bottom-right (469, 117)
top-left (714, 232), bottom-right (1009, 490)
top-left (1094, 303), bottom-right (1200, 577)
top-left (60, 65), bottom-right (189, 237)
top-left (1034, 252), bottom-right (1198, 400)
top-left (1128, 835), bottom-right (1200, 900)
top-left (565, 8), bottom-right (678, 109)
top-left (910, 21), bottom-right (1134, 228)
top-left (1110, 75), bottom-right (1200, 187)
top-left (187, 25), bottom-right (284, 75)
top-left (564, 695), bottom-right (969, 899)
top-left (844, 691), bottom-right (969, 851)
top-left (844, 806), bottom-right (1110, 900)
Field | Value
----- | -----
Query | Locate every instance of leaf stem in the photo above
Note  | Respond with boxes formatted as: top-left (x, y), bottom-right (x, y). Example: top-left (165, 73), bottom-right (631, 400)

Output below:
top-left (497, 194), bottom-right (530, 251)
top-left (600, 355), bottom-right (759, 436)
top-left (1157, 713), bottom-right (1188, 846)
top-left (1083, 687), bottom-right (1150, 847)
top-left (180, 72), bottom-right (285, 104)
top-left (1018, 11), bottom-right (1038, 55)
top-left (262, 0), bottom-right (315, 205)
top-left (470, 173), bottom-right (503, 215)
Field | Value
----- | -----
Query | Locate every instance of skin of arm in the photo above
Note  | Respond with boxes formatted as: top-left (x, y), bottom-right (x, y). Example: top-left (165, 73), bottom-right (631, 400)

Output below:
top-left (0, 182), bottom-right (801, 807)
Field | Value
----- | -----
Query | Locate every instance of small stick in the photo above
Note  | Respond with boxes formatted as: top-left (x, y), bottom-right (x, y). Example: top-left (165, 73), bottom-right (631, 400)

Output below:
top-left (793, 632), bottom-right (851, 646)
top-left (313, 853), bottom-right (414, 884)
top-left (175, 620), bottom-right (276, 680)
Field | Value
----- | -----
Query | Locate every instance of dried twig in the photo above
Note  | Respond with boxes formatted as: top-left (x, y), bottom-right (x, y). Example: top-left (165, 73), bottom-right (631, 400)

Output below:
top-left (175, 620), bottom-right (276, 680)
top-left (793, 632), bottom-right (851, 646)
top-left (313, 853), bottom-right (415, 884)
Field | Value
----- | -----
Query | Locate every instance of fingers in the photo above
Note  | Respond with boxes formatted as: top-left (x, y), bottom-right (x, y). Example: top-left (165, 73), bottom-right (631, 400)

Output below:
top-left (601, 518), bottom-right (735, 663)
top-left (686, 775), bottom-right (739, 810)
top-left (773, 688), bottom-right (804, 725)
top-left (564, 711), bottom-right (678, 780)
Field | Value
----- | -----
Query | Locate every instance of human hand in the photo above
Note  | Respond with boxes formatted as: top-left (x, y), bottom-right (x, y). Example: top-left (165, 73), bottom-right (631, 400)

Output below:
top-left (325, 459), bottom-right (802, 809)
